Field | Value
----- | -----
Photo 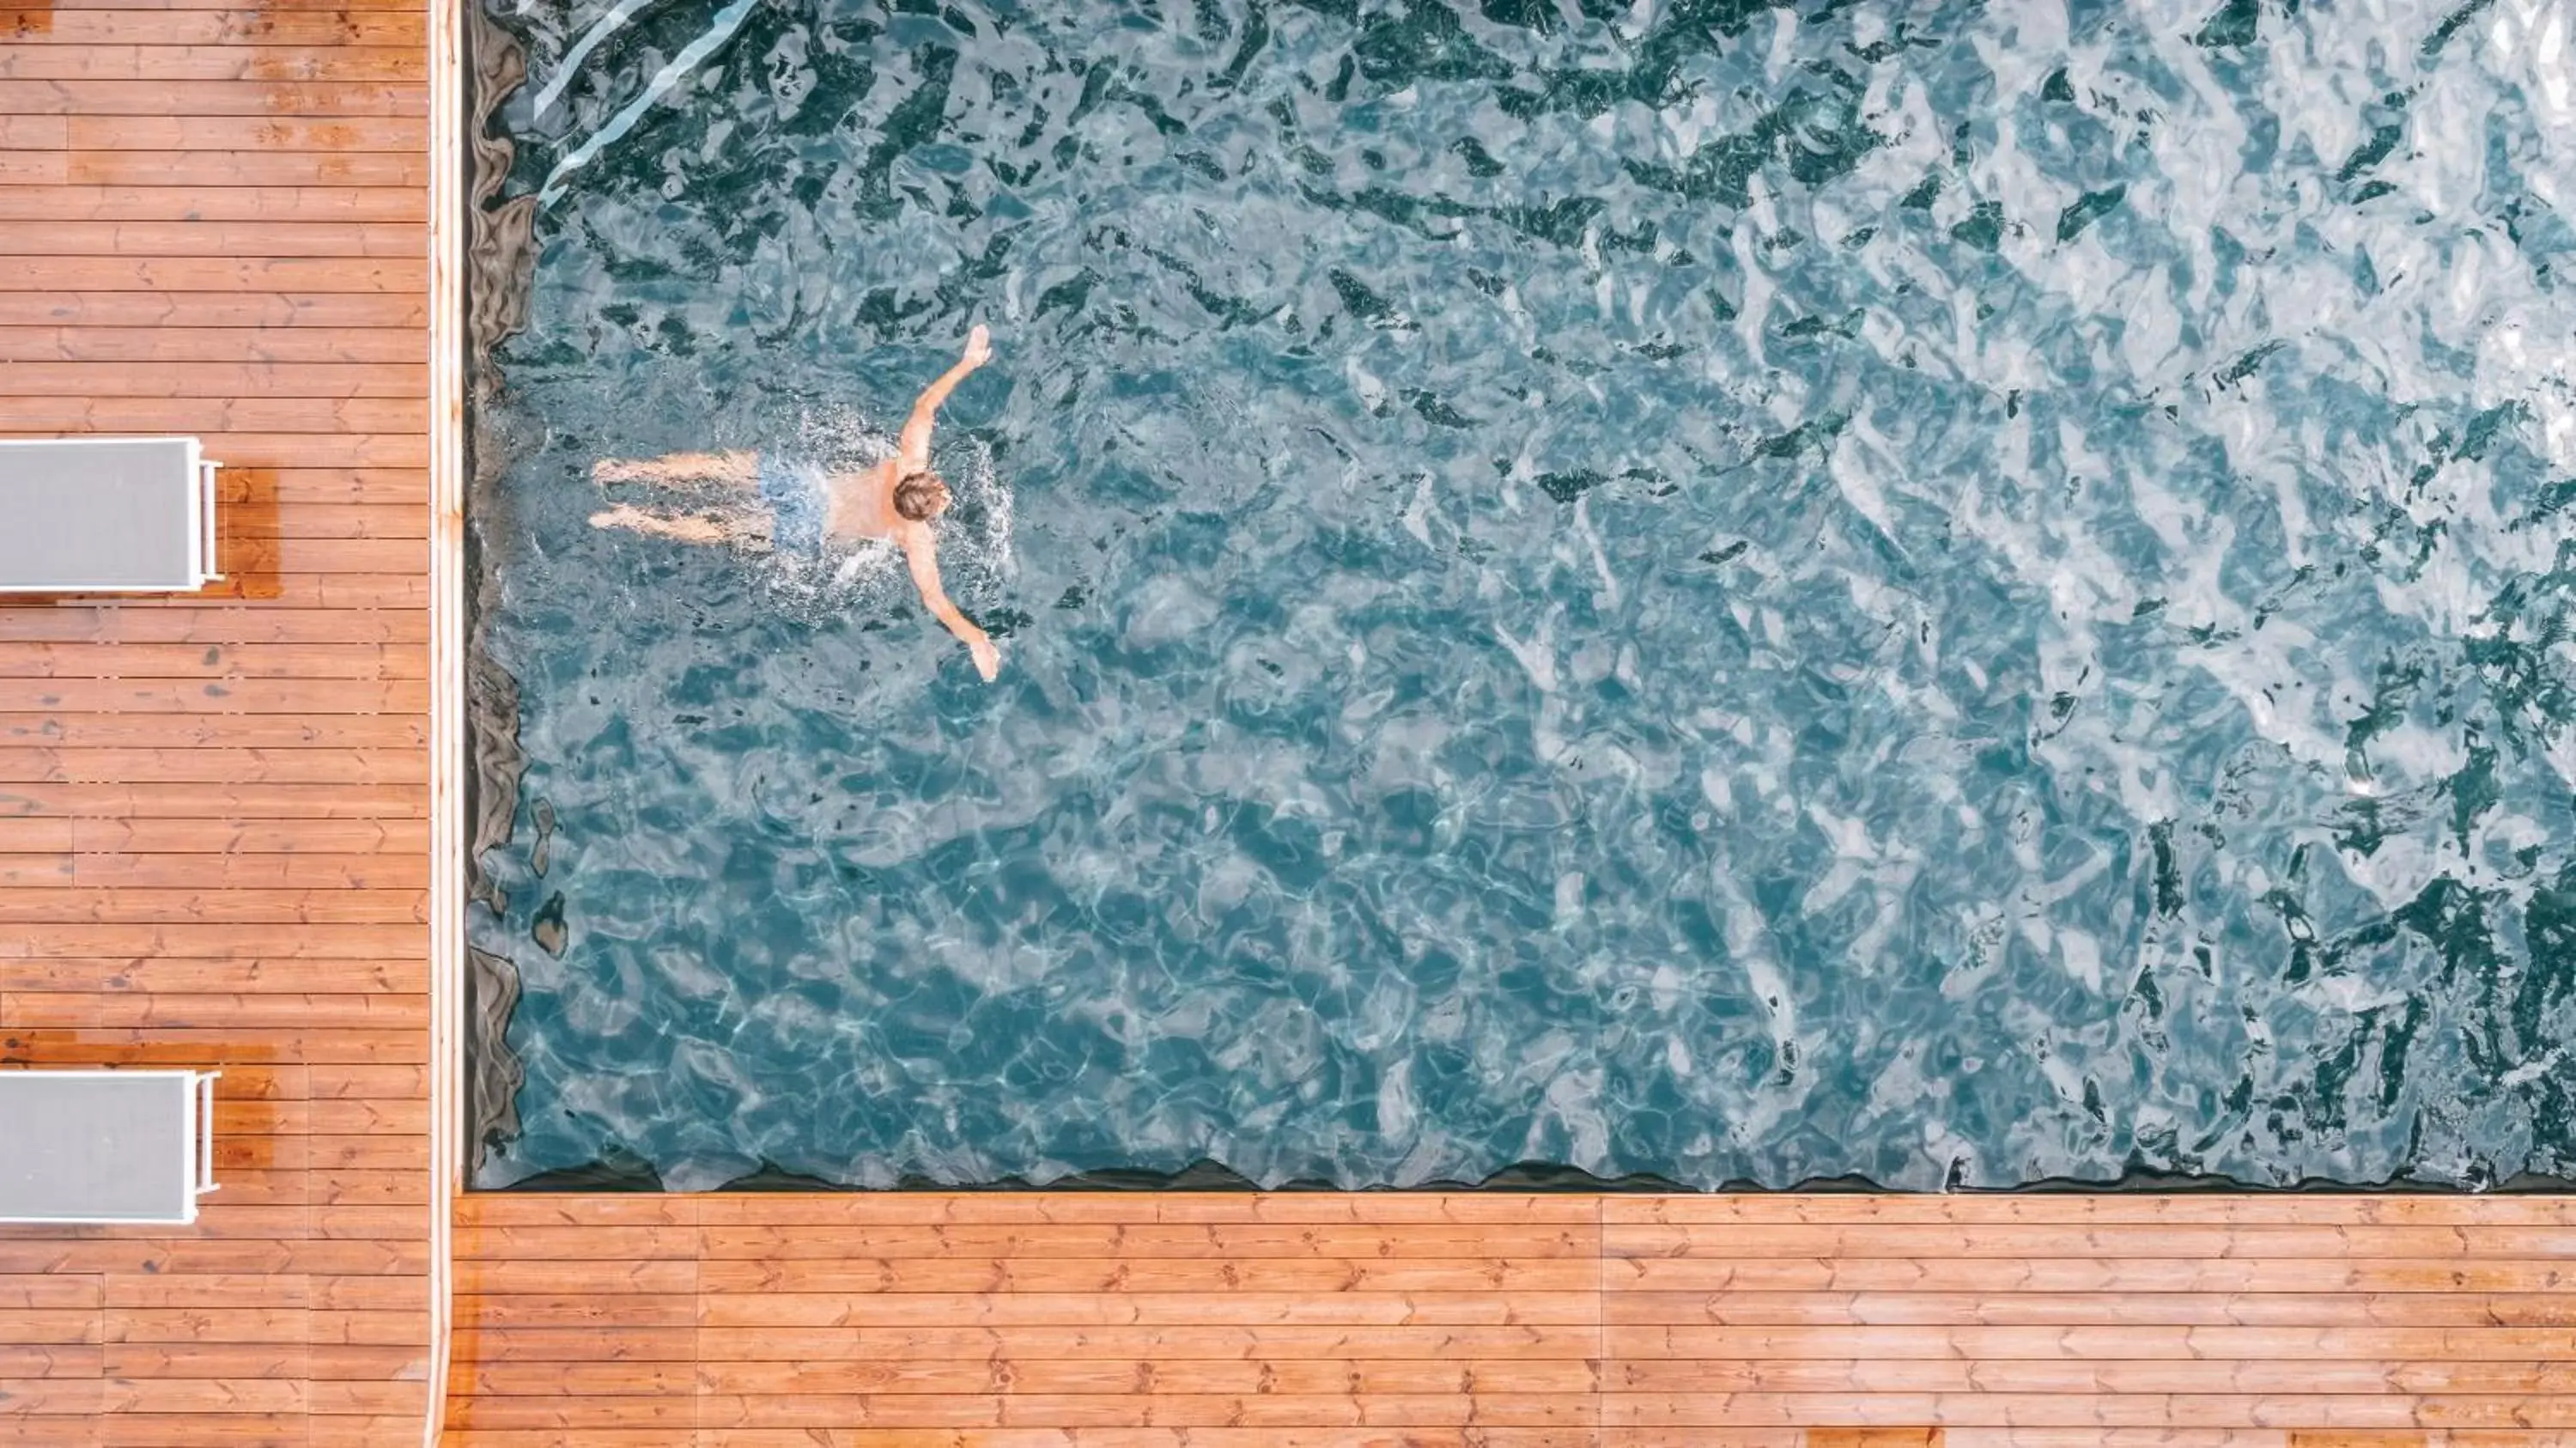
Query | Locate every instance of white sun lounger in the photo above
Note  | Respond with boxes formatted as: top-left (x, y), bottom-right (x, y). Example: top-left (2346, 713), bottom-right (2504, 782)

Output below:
top-left (0, 1069), bottom-right (222, 1226)
top-left (0, 436), bottom-right (223, 593)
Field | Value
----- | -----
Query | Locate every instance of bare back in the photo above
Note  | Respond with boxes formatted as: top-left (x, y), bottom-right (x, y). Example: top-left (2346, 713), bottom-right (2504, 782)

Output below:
top-left (821, 458), bottom-right (905, 544)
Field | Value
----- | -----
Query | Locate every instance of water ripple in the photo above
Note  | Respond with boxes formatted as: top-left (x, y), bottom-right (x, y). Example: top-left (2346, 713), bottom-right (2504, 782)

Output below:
top-left (471, 0), bottom-right (2576, 1190)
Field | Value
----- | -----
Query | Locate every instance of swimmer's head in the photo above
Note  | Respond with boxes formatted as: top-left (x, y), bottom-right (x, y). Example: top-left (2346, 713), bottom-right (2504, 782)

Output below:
top-left (893, 471), bottom-right (951, 522)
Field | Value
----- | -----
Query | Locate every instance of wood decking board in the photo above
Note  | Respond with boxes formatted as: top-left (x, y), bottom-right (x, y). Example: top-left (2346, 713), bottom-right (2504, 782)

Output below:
top-left (0, 3), bottom-right (434, 1445)
top-left (444, 1194), bottom-right (2576, 1445)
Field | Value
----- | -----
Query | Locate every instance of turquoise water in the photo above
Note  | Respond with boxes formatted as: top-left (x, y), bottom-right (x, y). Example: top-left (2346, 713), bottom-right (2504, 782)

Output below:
top-left (469, 0), bottom-right (2576, 1190)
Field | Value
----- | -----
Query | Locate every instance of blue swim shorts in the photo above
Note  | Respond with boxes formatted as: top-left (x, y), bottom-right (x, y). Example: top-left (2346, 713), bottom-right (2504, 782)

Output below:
top-left (757, 453), bottom-right (830, 552)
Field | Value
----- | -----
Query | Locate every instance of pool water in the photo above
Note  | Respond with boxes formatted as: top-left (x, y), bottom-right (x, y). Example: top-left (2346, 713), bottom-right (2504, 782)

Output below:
top-left (469, 0), bottom-right (2576, 1190)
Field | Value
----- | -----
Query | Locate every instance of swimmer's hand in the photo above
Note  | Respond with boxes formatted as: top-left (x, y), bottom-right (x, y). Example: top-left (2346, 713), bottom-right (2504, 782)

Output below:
top-left (962, 324), bottom-right (993, 369)
top-left (969, 634), bottom-right (1000, 683)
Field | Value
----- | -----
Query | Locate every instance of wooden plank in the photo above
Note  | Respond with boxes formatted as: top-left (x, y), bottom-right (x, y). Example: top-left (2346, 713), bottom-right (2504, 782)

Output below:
top-left (446, 1329), bottom-right (698, 1364)
top-left (0, 292), bottom-right (422, 326)
top-left (449, 1297), bottom-right (699, 1331)
top-left (695, 1392), bottom-right (1594, 1429)
top-left (0, 1345), bottom-right (102, 1378)
top-left (20, 575), bottom-right (434, 608)
top-left (11, 681), bottom-right (425, 715)
top-left (1604, 1359), bottom-right (2576, 1394)
top-left (309, 1311), bottom-right (430, 1347)
top-left (0, 818), bottom-right (70, 850)
top-left (0, 888), bottom-right (425, 922)
top-left (1593, 1290), bottom-right (2576, 1328)
top-left (0, 1378), bottom-right (106, 1415)
top-left (684, 1257), bottom-right (1601, 1293)
top-left (103, 1275), bottom-right (315, 1310)
top-left (242, 470), bottom-right (433, 505)
top-left (1602, 1222), bottom-right (2576, 1260)
top-left (99, 1344), bottom-right (303, 1379)
top-left (60, 117), bottom-right (427, 152)
top-left (0, 152), bottom-right (69, 184)
top-left (691, 1291), bottom-right (1606, 1329)
top-left (480, 1223), bottom-right (1599, 1261)
top-left (0, 611), bottom-right (432, 645)
top-left (307, 1344), bottom-right (429, 1379)
top-left (1602, 1394), bottom-right (2576, 1428)
top-left (45, 0), bottom-right (422, 10)
top-left (0, 81), bottom-right (422, 114)
top-left (2, 989), bottom-right (430, 1028)
top-left (443, 1396), bottom-right (693, 1431)
top-left (0, 325), bottom-right (423, 362)
top-left (86, 433), bottom-right (430, 468)
top-left (0, 715), bottom-right (428, 749)
top-left (0, 362), bottom-right (428, 397)
top-left (246, 538), bottom-right (430, 573)
top-left (0, 1314), bottom-right (106, 1347)
top-left (0, 47), bottom-right (428, 82)
top-left (449, 1262), bottom-right (700, 1297)
top-left (1602, 1256), bottom-right (2576, 1293)
top-left (312, 1420), bottom-right (444, 1447)
top-left (0, 749), bottom-right (428, 785)
top-left (15, 1239), bottom-right (426, 1279)
top-left (0, 119), bottom-right (67, 149)
top-left (0, 854), bottom-right (71, 883)
top-left (0, 783), bottom-right (427, 817)
top-left (0, 1026), bottom-right (430, 1064)
top-left (3, 12), bottom-right (423, 46)
top-left (99, 1380), bottom-right (312, 1415)
top-left (451, 1198), bottom-right (700, 1230)
top-left (0, 645), bottom-right (428, 680)
top-left (676, 1324), bottom-right (1605, 1362)
top-left (0, 1279), bottom-right (105, 1311)
top-left (52, 150), bottom-right (430, 188)
top-left (0, 187), bottom-right (423, 222)
top-left (1610, 1326), bottom-right (2576, 1360)
top-left (0, 917), bottom-right (425, 953)
top-left (61, 853), bottom-right (427, 888)
top-left (0, 394), bottom-right (424, 431)
top-left (0, 957), bottom-right (425, 993)
top-left (240, 505), bottom-right (432, 539)
top-left (493, 1358), bottom-right (1611, 1396)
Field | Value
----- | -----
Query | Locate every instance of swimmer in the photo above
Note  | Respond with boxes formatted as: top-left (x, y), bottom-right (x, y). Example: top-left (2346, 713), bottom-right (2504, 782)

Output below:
top-left (589, 325), bottom-right (1003, 681)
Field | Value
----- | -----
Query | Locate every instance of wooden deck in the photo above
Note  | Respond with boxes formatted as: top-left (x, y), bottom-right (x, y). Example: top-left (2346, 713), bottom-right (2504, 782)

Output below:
top-left (446, 1191), bottom-right (2576, 1446)
top-left (5, 1), bottom-right (2576, 1445)
top-left (0, 0), bottom-right (437, 1443)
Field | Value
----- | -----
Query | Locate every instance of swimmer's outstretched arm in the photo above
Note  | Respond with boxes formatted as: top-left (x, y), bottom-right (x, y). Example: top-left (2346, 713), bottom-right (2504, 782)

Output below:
top-left (592, 450), bottom-right (758, 486)
top-left (902, 530), bottom-right (999, 682)
top-left (896, 325), bottom-right (993, 475)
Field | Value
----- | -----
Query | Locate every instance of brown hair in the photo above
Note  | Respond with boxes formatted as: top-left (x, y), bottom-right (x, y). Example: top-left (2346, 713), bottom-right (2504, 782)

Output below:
top-left (892, 471), bottom-right (948, 522)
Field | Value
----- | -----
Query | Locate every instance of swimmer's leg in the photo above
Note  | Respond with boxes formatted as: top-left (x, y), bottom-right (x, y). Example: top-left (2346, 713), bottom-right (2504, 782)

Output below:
top-left (592, 450), bottom-right (760, 488)
top-left (588, 502), bottom-right (775, 550)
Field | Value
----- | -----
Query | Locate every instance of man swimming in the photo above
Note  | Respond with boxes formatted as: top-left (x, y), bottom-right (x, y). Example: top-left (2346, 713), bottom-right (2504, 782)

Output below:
top-left (589, 325), bottom-right (1003, 681)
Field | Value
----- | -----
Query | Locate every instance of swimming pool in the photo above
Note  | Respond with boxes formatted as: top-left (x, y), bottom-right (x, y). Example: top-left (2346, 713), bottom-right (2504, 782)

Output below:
top-left (465, 0), bottom-right (2576, 1191)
